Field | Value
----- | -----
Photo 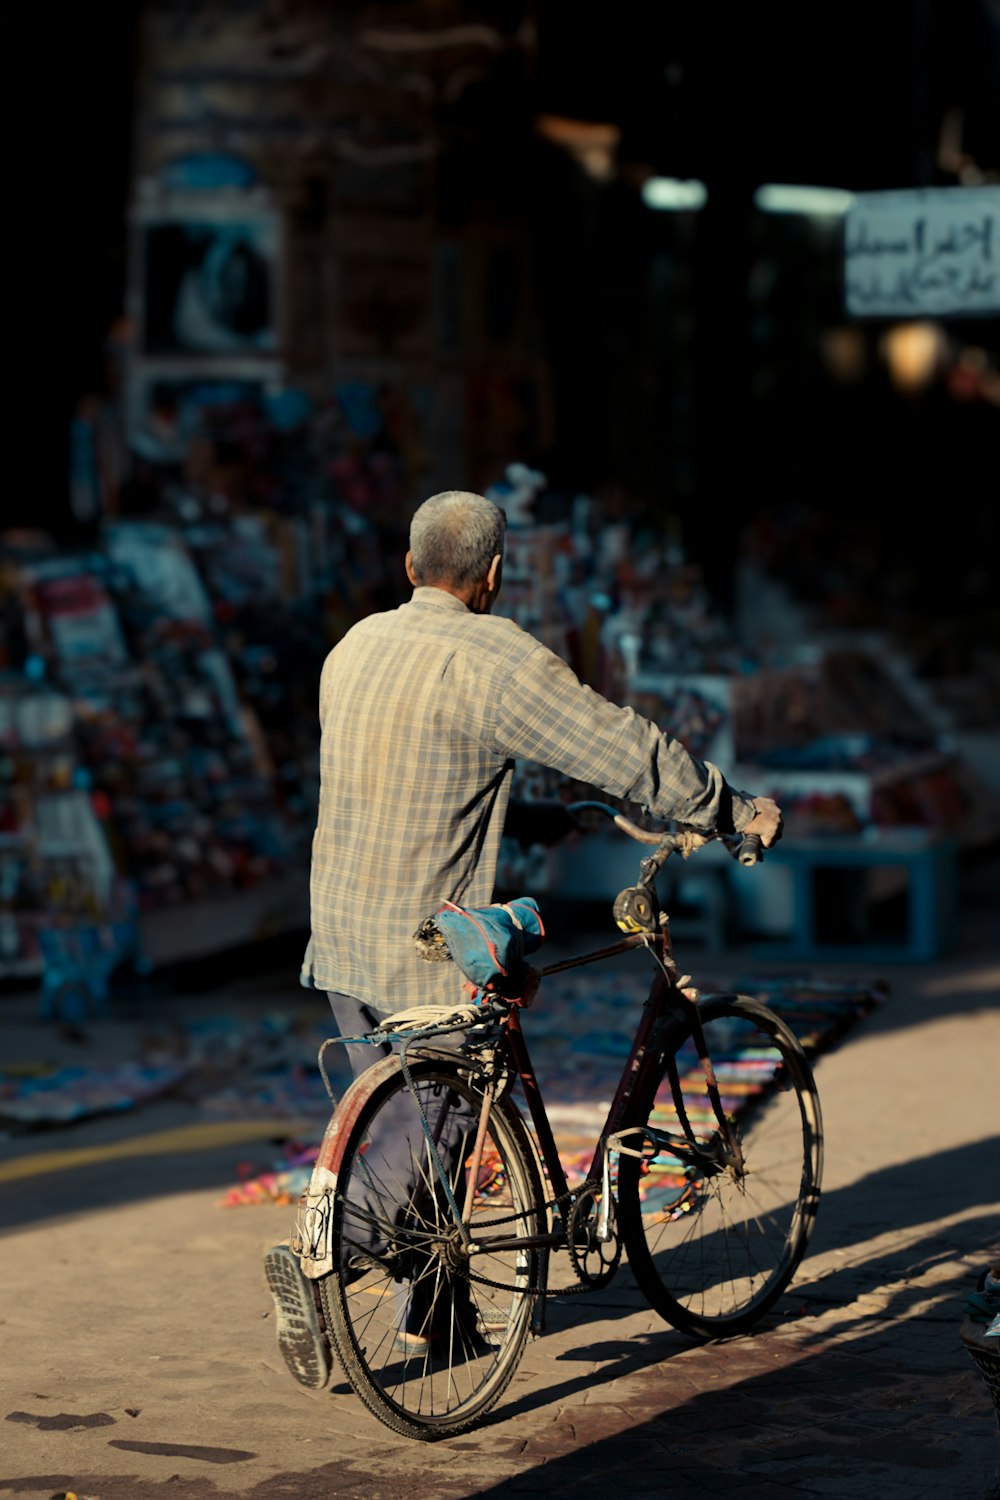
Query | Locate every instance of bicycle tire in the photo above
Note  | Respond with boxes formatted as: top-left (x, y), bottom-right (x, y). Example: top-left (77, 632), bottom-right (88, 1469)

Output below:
top-left (320, 1057), bottom-right (545, 1439)
top-left (618, 993), bottom-right (823, 1339)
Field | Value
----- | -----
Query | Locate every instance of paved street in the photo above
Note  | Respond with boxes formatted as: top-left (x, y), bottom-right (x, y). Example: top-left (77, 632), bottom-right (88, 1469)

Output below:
top-left (1, 853), bottom-right (998, 1500)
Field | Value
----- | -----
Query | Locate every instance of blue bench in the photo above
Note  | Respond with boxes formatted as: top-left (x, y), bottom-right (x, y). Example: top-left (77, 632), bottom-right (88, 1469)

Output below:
top-left (753, 830), bottom-right (958, 964)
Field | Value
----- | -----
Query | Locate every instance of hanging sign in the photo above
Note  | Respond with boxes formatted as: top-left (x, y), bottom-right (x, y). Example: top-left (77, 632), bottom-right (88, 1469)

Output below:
top-left (844, 186), bottom-right (1000, 318)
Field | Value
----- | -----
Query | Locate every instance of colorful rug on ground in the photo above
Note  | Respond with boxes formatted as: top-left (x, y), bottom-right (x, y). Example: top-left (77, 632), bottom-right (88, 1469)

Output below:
top-left (0, 1063), bottom-right (190, 1127)
top-left (0, 1013), bottom-right (331, 1131)
top-left (218, 969), bottom-right (887, 1207)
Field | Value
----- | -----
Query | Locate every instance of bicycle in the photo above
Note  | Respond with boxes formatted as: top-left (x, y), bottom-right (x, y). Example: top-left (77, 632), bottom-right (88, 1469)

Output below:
top-left (290, 805), bottom-right (824, 1439)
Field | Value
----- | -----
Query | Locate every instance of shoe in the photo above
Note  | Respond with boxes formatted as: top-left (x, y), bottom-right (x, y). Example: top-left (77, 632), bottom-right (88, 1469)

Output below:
top-left (264, 1244), bottom-right (331, 1389)
top-left (476, 1303), bottom-right (509, 1339)
top-left (394, 1320), bottom-right (502, 1360)
top-left (394, 1327), bottom-right (436, 1357)
top-left (452, 1270), bottom-right (509, 1343)
top-left (395, 1280), bottom-right (506, 1359)
top-left (967, 1265), bottom-right (1000, 1324)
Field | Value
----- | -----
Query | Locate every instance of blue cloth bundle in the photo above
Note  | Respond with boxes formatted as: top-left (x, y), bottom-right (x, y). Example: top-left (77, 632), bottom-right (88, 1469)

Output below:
top-left (431, 897), bottom-right (545, 998)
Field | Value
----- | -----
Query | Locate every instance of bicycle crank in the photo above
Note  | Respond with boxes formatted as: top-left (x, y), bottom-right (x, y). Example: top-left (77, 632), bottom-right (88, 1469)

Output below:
top-left (567, 1186), bottom-right (621, 1289)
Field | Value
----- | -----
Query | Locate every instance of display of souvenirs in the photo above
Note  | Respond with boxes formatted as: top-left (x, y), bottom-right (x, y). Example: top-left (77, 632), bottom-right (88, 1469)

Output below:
top-left (2, 431), bottom-right (993, 978)
top-left (1, 531), bottom-right (307, 980)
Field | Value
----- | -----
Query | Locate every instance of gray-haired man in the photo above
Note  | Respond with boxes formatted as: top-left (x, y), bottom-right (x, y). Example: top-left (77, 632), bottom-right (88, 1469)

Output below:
top-left (266, 488), bottom-right (782, 1384)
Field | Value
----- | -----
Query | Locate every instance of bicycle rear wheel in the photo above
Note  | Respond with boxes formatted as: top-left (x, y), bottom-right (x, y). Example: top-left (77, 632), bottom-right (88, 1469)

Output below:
top-left (321, 1057), bottom-right (544, 1439)
top-left (618, 994), bottom-right (823, 1338)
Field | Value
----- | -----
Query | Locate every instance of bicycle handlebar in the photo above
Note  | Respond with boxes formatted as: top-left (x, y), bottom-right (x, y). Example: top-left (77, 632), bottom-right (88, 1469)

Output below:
top-left (736, 832), bottom-right (764, 867)
top-left (565, 801), bottom-right (765, 867)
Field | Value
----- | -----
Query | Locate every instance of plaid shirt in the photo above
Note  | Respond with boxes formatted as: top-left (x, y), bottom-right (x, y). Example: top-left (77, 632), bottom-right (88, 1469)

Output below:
top-left (307, 587), bottom-right (755, 1012)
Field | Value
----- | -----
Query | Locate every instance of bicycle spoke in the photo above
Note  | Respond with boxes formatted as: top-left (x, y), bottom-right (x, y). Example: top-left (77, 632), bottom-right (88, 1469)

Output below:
top-left (618, 996), bottom-right (823, 1337)
top-left (322, 1062), bottom-right (543, 1437)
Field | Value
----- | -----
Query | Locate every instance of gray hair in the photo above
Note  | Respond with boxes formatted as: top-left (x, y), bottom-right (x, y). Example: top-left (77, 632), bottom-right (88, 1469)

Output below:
top-left (409, 490), bottom-right (506, 589)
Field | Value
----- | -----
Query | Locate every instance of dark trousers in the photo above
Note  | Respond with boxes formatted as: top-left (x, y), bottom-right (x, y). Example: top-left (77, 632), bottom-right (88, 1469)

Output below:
top-left (325, 991), bottom-right (474, 1284)
top-left (325, 991), bottom-right (391, 1086)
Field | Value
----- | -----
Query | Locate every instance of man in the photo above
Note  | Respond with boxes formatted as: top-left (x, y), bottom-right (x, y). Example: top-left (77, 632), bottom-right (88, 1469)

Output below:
top-left (266, 488), bottom-right (783, 1385)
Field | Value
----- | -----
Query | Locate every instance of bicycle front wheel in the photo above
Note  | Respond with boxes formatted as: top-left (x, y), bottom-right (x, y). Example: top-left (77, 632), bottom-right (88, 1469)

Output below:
top-left (321, 1057), bottom-right (545, 1439)
top-left (618, 994), bottom-right (823, 1339)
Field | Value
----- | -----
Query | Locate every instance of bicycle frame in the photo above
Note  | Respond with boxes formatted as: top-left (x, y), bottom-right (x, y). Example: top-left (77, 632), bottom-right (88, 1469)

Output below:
top-left (507, 932), bottom-right (672, 1206)
top-left (421, 923), bottom-right (744, 1299)
top-left (298, 819), bottom-right (823, 1439)
top-left (298, 911), bottom-right (745, 1294)
top-left (505, 929), bottom-right (741, 1201)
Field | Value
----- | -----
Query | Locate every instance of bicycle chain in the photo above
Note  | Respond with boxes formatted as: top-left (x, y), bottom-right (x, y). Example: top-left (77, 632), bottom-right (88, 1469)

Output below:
top-left (467, 1265), bottom-right (604, 1300)
top-left (464, 1184), bottom-right (616, 1300)
top-left (391, 1048), bottom-right (617, 1301)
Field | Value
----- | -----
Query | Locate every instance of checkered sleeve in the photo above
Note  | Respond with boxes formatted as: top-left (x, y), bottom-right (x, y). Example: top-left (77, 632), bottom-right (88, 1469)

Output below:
top-left (493, 642), bottom-right (756, 834)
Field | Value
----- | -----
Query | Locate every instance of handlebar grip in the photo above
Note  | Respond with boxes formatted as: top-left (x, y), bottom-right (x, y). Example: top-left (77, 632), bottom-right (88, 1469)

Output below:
top-left (738, 832), bottom-right (764, 866)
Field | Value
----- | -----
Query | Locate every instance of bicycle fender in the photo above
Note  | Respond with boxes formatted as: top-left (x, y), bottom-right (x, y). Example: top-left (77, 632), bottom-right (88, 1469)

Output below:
top-left (293, 1053), bottom-right (405, 1279)
top-left (292, 1172), bottom-right (337, 1279)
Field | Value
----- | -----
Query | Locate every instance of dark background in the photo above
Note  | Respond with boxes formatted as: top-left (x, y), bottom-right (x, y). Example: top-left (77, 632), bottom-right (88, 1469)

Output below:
top-left (1, 0), bottom-right (997, 1026)
top-left (20, 1), bottom-right (1000, 635)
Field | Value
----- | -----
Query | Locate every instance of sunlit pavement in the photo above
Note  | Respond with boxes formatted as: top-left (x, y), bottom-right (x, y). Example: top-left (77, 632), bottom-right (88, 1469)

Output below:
top-left (1, 857), bottom-right (997, 1500)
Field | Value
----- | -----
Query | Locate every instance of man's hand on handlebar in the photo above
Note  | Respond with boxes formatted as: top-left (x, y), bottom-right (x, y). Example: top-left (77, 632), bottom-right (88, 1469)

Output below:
top-left (741, 796), bottom-right (783, 849)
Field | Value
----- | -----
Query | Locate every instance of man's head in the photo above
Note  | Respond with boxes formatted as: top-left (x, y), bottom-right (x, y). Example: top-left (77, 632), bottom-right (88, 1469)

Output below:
top-left (406, 490), bottom-right (506, 611)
